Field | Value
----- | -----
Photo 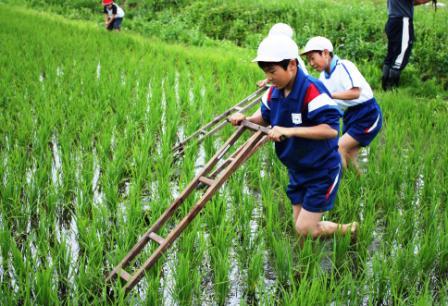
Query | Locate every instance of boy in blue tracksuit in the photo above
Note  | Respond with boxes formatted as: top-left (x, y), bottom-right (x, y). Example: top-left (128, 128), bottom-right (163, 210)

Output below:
top-left (302, 36), bottom-right (382, 173)
top-left (229, 35), bottom-right (357, 239)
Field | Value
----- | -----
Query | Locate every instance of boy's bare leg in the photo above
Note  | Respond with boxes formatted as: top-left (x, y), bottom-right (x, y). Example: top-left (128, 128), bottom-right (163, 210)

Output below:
top-left (347, 146), bottom-right (361, 176)
top-left (294, 207), bottom-right (357, 239)
top-left (339, 133), bottom-right (361, 175)
top-left (292, 205), bottom-right (302, 225)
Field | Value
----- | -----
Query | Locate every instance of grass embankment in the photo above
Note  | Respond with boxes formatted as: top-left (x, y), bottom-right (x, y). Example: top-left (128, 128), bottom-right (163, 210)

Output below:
top-left (6, 0), bottom-right (448, 90)
top-left (1, 5), bottom-right (448, 305)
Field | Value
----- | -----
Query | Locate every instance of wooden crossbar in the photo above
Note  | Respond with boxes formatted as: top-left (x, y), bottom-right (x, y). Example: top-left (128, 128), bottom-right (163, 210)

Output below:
top-left (172, 87), bottom-right (267, 156)
top-left (106, 121), bottom-right (271, 297)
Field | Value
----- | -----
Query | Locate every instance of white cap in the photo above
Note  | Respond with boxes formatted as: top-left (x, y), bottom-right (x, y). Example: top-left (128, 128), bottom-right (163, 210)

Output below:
top-left (301, 36), bottom-right (333, 55)
top-left (252, 35), bottom-right (299, 62)
top-left (268, 23), bottom-right (293, 39)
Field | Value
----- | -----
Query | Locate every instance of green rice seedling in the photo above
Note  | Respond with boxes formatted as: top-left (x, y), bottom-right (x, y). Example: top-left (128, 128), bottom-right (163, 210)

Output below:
top-left (0, 229), bottom-right (15, 302)
top-left (52, 236), bottom-right (71, 300)
top-left (438, 214), bottom-right (448, 278)
top-left (294, 236), bottom-right (325, 279)
top-left (204, 202), bottom-right (232, 304)
top-left (417, 228), bottom-right (439, 278)
top-left (177, 232), bottom-right (205, 302)
top-left (440, 283), bottom-right (448, 305)
top-left (210, 246), bottom-right (230, 305)
top-left (173, 250), bottom-right (200, 305)
top-left (347, 272), bottom-right (372, 304)
top-left (245, 237), bottom-right (264, 295)
top-left (354, 196), bottom-right (378, 261)
top-left (389, 243), bottom-right (426, 301)
top-left (258, 181), bottom-right (277, 235)
top-left (410, 279), bottom-right (434, 305)
top-left (329, 231), bottom-right (353, 275)
top-left (269, 235), bottom-right (293, 286)
top-left (369, 254), bottom-right (391, 304)
top-left (141, 266), bottom-right (163, 305)
top-left (279, 272), bottom-right (328, 305)
top-left (35, 266), bottom-right (58, 304)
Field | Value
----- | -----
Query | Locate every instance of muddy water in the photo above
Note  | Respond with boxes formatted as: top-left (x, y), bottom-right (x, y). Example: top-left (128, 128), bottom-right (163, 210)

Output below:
top-left (194, 143), bottom-right (206, 177)
top-left (161, 245), bottom-right (177, 306)
top-left (2, 136), bottom-right (9, 186)
top-left (96, 61), bottom-right (101, 80)
top-left (26, 159), bottom-right (37, 186)
top-left (161, 79), bottom-right (167, 136)
top-left (412, 173), bottom-right (424, 255)
top-left (92, 147), bottom-right (105, 206)
top-left (146, 81), bottom-right (152, 115)
top-left (49, 136), bottom-right (81, 291)
top-left (56, 66), bottom-right (64, 77)
top-left (155, 79), bottom-right (167, 157)
top-left (50, 134), bottom-right (63, 188)
top-left (120, 71), bottom-right (126, 86)
top-left (55, 214), bottom-right (79, 283)
top-left (358, 147), bottom-right (369, 174)
top-left (189, 88), bottom-right (195, 107)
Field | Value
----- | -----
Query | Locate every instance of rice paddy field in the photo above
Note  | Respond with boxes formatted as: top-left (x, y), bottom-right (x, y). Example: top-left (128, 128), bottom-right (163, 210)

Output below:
top-left (1, 4), bottom-right (448, 305)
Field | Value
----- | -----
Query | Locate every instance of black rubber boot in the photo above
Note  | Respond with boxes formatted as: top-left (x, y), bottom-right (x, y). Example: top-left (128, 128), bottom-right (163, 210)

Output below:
top-left (381, 64), bottom-right (391, 91)
top-left (389, 68), bottom-right (401, 89)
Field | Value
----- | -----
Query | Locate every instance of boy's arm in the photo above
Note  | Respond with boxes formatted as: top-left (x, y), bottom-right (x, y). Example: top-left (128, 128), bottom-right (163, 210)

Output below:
top-left (228, 108), bottom-right (267, 126)
top-left (268, 124), bottom-right (338, 142)
top-left (331, 87), bottom-right (361, 100)
top-left (268, 85), bottom-right (341, 142)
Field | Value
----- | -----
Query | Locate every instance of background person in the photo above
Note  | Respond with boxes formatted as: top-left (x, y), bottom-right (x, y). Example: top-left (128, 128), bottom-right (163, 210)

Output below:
top-left (382, 0), bottom-right (431, 90)
top-left (302, 36), bottom-right (383, 174)
top-left (103, 0), bottom-right (125, 32)
top-left (257, 23), bottom-right (308, 88)
top-left (268, 23), bottom-right (309, 75)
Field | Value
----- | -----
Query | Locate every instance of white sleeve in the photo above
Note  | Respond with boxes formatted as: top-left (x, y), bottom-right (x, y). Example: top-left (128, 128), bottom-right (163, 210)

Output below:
top-left (340, 60), bottom-right (364, 89)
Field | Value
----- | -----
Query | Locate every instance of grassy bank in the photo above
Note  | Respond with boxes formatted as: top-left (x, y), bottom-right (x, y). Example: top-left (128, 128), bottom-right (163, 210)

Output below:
top-left (5, 0), bottom-right (448, 90)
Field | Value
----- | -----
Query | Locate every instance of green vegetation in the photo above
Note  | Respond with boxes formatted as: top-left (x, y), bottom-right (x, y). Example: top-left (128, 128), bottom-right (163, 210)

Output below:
top-left (1, 3), bottom-right (448, 305)
top-left (6, 0), bottom-right (448, 89)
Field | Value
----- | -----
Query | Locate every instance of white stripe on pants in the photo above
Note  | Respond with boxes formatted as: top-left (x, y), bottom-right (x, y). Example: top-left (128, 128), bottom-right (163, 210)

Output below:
top-left (393, 17), bottom-right (410, 70)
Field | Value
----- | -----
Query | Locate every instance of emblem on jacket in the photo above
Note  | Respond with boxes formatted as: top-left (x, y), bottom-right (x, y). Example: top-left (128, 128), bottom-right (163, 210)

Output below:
top-left (292, 113), bottom-right (302, 124)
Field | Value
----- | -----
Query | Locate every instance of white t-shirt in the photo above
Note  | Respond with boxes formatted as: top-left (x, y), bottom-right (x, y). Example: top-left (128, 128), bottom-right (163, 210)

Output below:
top-left (106, 4), bottom-right (125, 18)
top-left (319, 58), bottom-right (373, 112)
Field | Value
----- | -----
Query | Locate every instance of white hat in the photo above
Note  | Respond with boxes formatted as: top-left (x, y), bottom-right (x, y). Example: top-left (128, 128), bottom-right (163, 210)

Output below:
top-left (268, 23), bottom-right (294, 39)
top-left (301, 36), bottom-right (333, 55)
top-left (252, 35), bottom-right (299, 62)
